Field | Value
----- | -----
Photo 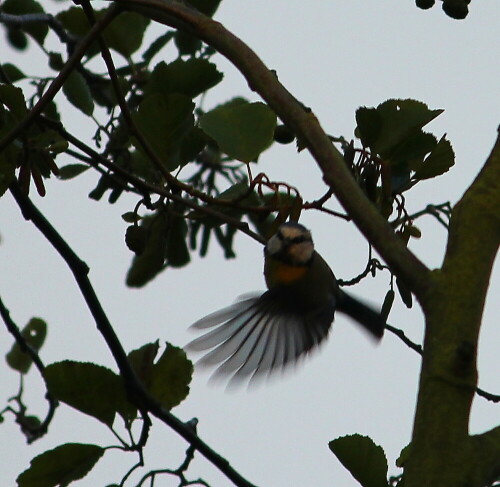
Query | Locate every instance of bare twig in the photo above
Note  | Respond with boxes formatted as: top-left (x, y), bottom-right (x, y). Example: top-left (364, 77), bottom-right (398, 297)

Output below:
top-left (0, 296), bottom-right (58, 441)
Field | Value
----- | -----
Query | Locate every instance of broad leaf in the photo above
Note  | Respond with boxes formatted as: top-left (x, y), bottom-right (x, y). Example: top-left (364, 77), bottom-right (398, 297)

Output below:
top-left (329, 434), bottom-right (389, 487)
top-left (200, 101), bottom-right (276, 162)
top-left (356, 99), bottom-right (443, 158)
top-left (0, 84), bottom-right (28, 120)
top-left (128, 341), bottom-right (160, 388)
top-left (44, 361), bottom-right (128, 427)
top-left (103, 12), bottom-right (149, 57)
top-left (132, 93), bottom-right (195, 171)
top-left (413, 135), bottom-right (455, 180)
top-left (147, 59), bottom-right (223, 99)
top-left (17, 443), bottom-right (104, 487)
top-left (149, 343), bottom-right (193, 410)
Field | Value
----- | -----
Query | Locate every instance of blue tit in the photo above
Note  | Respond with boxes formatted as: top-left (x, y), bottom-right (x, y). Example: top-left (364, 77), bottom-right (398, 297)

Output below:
top-left (186, 222), bottom-right (385, 384)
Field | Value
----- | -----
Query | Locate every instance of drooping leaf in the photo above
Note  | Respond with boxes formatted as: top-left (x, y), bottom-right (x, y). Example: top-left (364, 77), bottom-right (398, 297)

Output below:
top-left (413, 135), bottom-right (455, 180)
top-left (62, 70), bottom-right (94, 116)
top-left (165, 214), bottom-right (190, 268)
top-left (396, 277), bottom-right (413, 308)
top-left (6, 318), bottom-right (47, 374)
top-left (147, 59), bottom-right (223, 99)
top-left (126, 213), bottom-right (168, 287)
top-left (200, 101), bottom-right (276, 162)
top-left (17, 443), bottom-right (104, 487)
top-left (2, 0), bottom-right (48, 46)
top-left (329, 434), bottom-right (389, 487)
top-left (149, 343), bottom-right (193, 410)
top-left (44, 361), bottom-right (128, 427)
top-left (132, 93), bottom-right (195, 171)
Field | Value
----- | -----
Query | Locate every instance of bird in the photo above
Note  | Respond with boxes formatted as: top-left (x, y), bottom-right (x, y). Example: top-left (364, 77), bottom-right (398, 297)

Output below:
top-left (186, 221), bottom-right (385, 385)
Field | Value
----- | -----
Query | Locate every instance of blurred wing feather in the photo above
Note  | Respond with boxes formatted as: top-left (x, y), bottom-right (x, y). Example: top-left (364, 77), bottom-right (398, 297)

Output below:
top-left (186, 290), bottom-right (334, 384)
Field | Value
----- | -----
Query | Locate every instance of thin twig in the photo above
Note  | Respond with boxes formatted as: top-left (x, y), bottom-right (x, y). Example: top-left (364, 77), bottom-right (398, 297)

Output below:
top-left (385, 323), bottom-right (499, 402)
top-left (0, 296), bottom-right (58, 441)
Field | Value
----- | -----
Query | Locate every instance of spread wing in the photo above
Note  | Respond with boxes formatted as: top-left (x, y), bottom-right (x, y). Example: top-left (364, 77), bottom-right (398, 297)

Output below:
top-left (186, 290), bottom-right (334, 385)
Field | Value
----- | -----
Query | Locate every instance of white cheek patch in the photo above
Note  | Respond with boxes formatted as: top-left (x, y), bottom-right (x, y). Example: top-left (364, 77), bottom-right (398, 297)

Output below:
top-left (265, 234), bottom-right (283, 256)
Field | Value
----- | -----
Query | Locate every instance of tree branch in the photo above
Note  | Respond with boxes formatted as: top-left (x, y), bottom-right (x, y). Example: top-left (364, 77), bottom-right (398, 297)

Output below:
top-left (9, 181), bottom-right (258, 487)
top-left (405, 130), bottom-right (500, 486)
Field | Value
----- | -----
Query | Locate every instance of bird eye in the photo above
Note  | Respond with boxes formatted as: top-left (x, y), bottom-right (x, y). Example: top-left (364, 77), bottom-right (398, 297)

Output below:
top-left (291, 235), bottom-right (310, 244)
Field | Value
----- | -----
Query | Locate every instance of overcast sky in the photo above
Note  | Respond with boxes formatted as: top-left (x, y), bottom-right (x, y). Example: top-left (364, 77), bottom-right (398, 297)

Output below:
top-left (1, 1), bottom-right (499, 486)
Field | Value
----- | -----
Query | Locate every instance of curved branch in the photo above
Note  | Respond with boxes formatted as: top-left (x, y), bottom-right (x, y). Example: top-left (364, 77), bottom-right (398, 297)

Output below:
top-left (113, 0), bottom-right (431, 300)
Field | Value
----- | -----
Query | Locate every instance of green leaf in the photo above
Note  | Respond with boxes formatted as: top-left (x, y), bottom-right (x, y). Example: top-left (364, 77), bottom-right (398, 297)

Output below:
top-left (413, 135), bottom-right (455, 180)
top-left (7, 29), bottom-right (28, 51)
top-left (147, 59), bottom-right (223, 98)
top-left (132, 93), bottom-right (195, 171)
top-left (149, 343), bottom-right (193, 410)
top-left (1, 63), bottom-right (26, 82)
top-left (0, 84), bottom-right (28, 120)
top-left (200, 101), bottom-right (276, 162)
top-left (174, 30), bottom-right (202, 56)
top-left (329, 434), bottom-right (389, 487)
top-left (103, 11), bottom-right (149, 57)
top-left (128, 341), bottom-right (160, 389)
top-left (356, 99), bottom-right (443, 158)
top-left (2, 0), bottom-right (48, 46)
top-left (58, 164), bottom-right (90, 180)
top-left (62, 70), bottom-right (94, 116)
top-left (126, 213), bottom-right (168, 287)
top-left (17, 443), bottom-right (104, 487)
top-left (6, 318), bottom-right (47, 374)
top-left (44, 361), bottom-right (128, 427)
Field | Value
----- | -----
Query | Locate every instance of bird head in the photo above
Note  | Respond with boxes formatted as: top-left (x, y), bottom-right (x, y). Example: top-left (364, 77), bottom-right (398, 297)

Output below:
top-left (265, 222), bottom-right (314, 266)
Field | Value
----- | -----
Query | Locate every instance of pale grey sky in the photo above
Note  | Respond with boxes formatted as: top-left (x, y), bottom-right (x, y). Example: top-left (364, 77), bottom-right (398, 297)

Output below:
top-left (1, 1), bottom-right (499, 486)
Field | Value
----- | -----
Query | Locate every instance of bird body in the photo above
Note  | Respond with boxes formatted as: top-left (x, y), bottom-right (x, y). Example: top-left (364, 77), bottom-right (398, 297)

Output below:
top-left (187, 222), bottom-right (384, 384)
